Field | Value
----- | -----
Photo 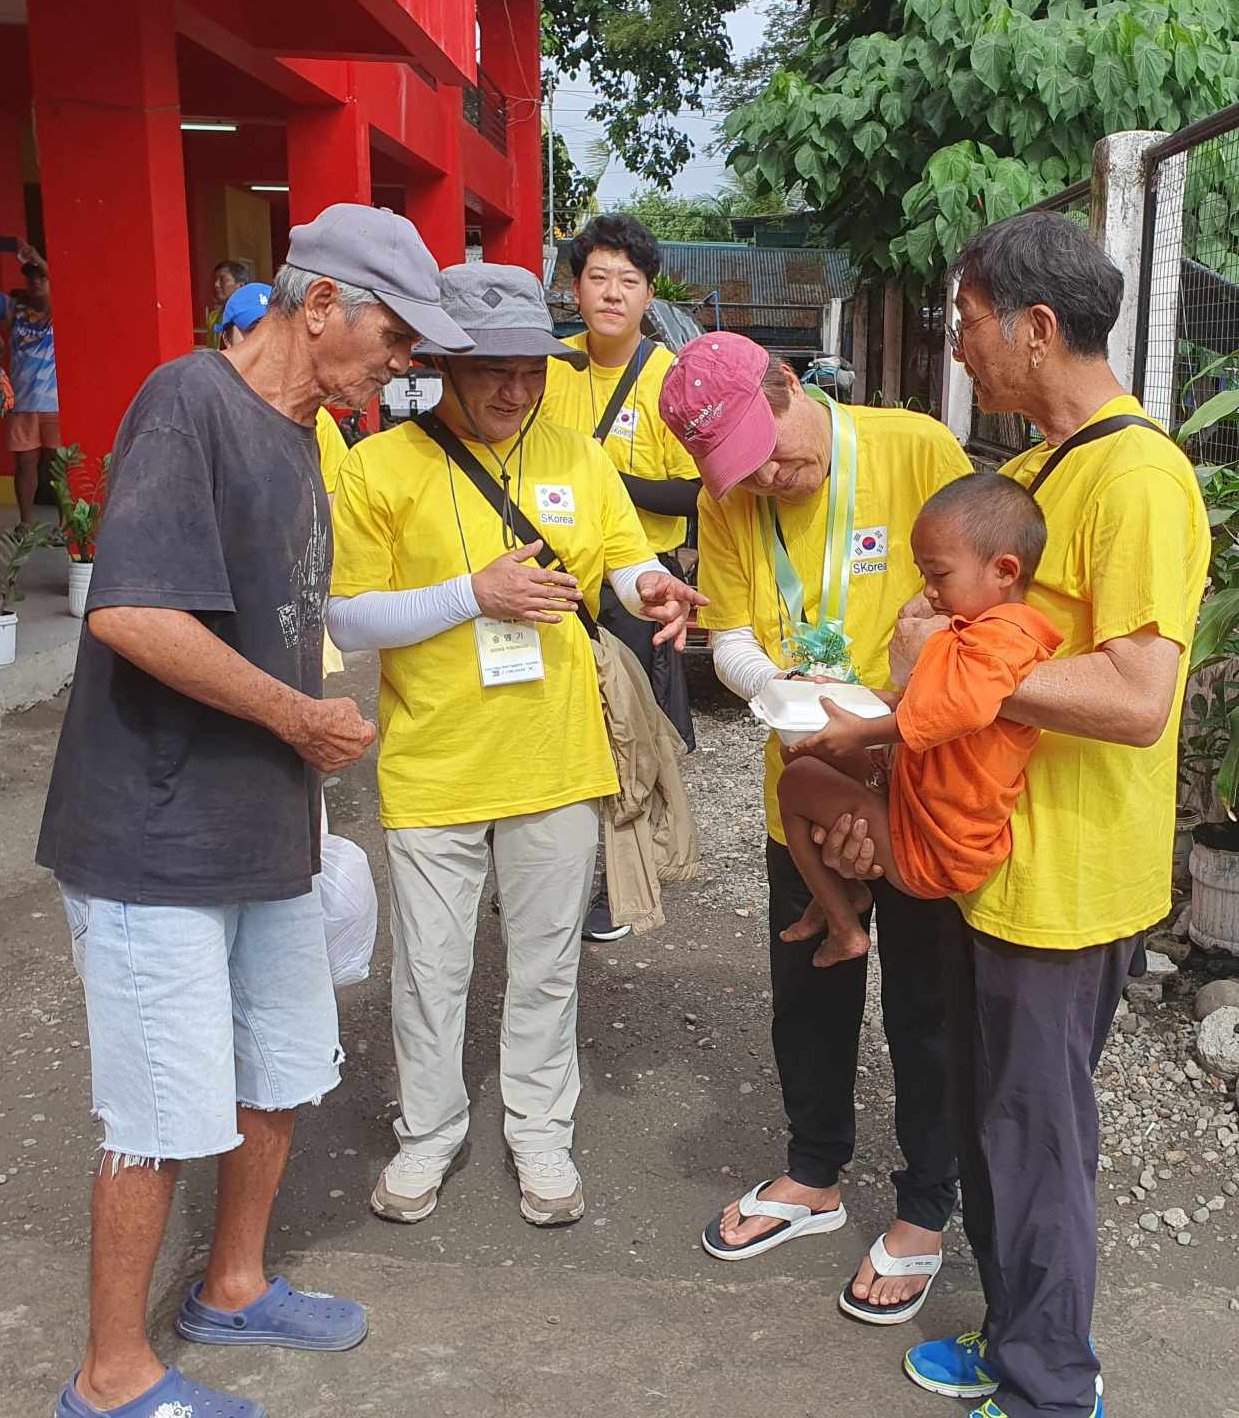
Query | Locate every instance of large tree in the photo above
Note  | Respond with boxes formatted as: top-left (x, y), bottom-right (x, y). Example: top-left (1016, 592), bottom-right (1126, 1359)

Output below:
top-left (614, 188), bottom-right (734, 243)
top-left (542, 0), bottom-right (741, 186)
top-left (724, 0), bottom-right (1239, 285)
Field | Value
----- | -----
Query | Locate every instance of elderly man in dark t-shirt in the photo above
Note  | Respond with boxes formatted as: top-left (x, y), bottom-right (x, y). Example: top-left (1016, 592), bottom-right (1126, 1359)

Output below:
top-left (38, 205), bottom-right (473, 1418)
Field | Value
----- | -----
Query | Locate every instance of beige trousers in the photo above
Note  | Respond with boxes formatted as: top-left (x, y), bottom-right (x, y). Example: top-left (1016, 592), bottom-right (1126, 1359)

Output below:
top-left (385, 799), bottom-right (599, 1158)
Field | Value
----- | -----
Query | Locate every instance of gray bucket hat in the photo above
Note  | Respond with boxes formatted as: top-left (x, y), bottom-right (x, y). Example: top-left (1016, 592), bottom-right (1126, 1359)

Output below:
top-left (286, 203), bottom-right (473, 353)
top-left (416, 263), bottom-right (588, 368)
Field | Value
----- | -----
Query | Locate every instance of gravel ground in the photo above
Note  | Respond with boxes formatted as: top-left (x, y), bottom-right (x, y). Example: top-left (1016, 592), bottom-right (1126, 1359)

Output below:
top-left (681, 652), bottom-right (1239, 1297)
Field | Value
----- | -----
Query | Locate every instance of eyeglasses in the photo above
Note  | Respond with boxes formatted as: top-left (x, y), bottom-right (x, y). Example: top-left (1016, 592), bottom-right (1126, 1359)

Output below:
top-left (945, 310), bottom-right (997, 352)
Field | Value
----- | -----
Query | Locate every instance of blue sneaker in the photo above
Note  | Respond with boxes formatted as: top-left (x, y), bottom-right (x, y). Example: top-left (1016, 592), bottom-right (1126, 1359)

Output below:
top-left (905, 1332), bottom-right (999, 1400)
top-left (968, 1399), bottom-right (1103, 1418)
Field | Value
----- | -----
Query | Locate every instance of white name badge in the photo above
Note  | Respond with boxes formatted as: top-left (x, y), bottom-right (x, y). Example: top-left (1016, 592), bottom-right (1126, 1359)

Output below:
top-left (610, 407), bottom-right (641, 440)
top-left (474, 617), bottom-right (545, 687)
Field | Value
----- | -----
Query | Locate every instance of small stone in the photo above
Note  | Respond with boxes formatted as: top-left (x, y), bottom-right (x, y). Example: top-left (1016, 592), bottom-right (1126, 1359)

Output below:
top-left (329, 1189), bottom-right (344, 1199)
top-left (1185, 1060), bottom-right (1204, 1081)
top-left (1147, 930), bottom-right (1190, 966)
top-left (546, 1316), bottom-right (560, 1325)
top-left (1126, 976), bottom-right (1163, 1007)
top-left (739, 1082), bottom-right (754, 1095)
top-left (1138, 1211), bottom-right (1160, 1232)
top-left (1193, 1207), bottom-right (1211, 1224)
top-left (1208, 1195), bottom-right (1226, 1211)
top-left (1223, 1180), bottom-right (1238, 1196)
top-left (1116, 1194), bottom-right (1131, 1206)
top-left (611, 1021), bottom-right (625, 1030)
top-left (1158, 1168), bottom-right (1173, 1180)
top-left (683, 1013), bottom-right (698, 1025)
top-left (1177, 1230), bottom-right (1193, 1246)
top-left (1230, 1298), bottom-right (1239, 1312)
top-left (1198, 1007), bottom-right (1239, 1082)
top-left (1163, 1207), bottom-right (1190, 1230)
top-left (1195, 981), bottom-right (1239, 1022)
top-left (1140, 1169), bottom-right (1156, 1190)
top-left (1170, 904), bottom-right (1192, 941)
top-left (1144, 948), bottom-right (1178, 976)
top-left (1132, 1185), bottom-right (1147, 1201)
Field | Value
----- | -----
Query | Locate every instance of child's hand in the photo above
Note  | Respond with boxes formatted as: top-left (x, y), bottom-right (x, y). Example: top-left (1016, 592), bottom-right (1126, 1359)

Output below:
top-left (786, 699), bottom-right (868, 762)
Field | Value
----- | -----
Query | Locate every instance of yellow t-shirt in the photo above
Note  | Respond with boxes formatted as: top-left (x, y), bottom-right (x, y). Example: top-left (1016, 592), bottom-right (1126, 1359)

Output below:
top-left (330, 417), bottom-right (654, 829)
top-left (697, 402), bottom-right (973, 843)
top-left (316, 407), bottom-right (351, 675)
top-left (960, 395), bottom-right (1209, 949)
top-left (315, 407), bottom-right (350, 494)
top-left (542, 333), bottom-right (700, 553)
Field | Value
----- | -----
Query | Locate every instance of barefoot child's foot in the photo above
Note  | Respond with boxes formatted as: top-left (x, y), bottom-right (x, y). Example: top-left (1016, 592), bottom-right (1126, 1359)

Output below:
top-left (780, 898), bottom-right (826, 942)
top-left (812, 922), bottom-right (872, 968)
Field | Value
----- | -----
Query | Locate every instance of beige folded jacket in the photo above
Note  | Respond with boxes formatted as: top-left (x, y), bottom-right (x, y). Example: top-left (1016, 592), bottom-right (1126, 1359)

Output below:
top-left (591, 626), bottom-right (701, 934)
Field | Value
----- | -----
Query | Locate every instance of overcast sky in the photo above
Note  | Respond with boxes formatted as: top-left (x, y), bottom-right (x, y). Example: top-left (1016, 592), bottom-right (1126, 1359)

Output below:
top-left (549, 4), bottom-right (768, 210)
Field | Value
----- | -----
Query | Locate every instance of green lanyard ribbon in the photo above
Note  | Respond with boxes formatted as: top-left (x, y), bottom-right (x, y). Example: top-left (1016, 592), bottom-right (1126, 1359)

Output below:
top-left (760, 395), bottom-right (860, 676)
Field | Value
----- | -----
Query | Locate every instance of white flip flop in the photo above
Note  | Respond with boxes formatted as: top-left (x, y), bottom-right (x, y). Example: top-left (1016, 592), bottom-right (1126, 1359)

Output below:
top-left (838, 1232), bottom-right (942, 1324)
top-left (700, 1178), bottom-right (848, 1261)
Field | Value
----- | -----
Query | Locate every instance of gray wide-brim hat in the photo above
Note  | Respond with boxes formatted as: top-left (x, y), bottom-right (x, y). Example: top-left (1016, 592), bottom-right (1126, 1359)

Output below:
top-left (416, 262), bottom-right (588, 368)
top-left (287, 203), bottom-right (473, 353)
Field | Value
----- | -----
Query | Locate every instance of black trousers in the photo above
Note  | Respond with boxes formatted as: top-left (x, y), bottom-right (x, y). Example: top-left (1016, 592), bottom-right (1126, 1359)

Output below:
top-left (766, 839), bottom-right (958, 1231)
top-left (597, 556), bottom-right (695, 751)
top-left (947, 923), bottom-right (1138, 1418)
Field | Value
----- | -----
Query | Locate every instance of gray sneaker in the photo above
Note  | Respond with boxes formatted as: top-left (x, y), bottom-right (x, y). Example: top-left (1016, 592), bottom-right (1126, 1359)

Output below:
top-left (370, 1149), bottom-right (458, 1223)
top-left (506, 1148), bottom-right (586, 1226)
top-left (582, 890), bottom-right (631, 942)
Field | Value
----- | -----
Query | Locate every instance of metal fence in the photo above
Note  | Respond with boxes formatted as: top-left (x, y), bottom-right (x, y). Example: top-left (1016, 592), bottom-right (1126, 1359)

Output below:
top-left (968, 179), bottom-right (1094, 460)
top-left (1135, 104), bottom-right (1239, 463)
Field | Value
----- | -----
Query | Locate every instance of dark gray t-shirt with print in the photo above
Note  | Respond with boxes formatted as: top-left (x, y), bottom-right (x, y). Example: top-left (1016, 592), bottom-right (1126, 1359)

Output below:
top-left (37, 351), bottom-right (330, 906)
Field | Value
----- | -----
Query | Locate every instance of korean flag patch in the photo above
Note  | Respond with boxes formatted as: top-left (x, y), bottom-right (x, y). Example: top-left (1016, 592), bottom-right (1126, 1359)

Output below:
top-left (536, 484), bottom-right (576, 526)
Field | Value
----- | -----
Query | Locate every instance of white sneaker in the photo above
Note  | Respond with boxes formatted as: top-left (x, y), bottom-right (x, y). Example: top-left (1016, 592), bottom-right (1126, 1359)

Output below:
top-left (507, 1148), bottom-right (586, 1226)
top-left (370, 1148), bottom-right (458, 1223)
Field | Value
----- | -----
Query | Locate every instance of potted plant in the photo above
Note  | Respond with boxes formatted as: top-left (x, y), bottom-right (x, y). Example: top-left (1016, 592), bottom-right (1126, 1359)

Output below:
top-left (0, 521), bottom-right (56, 667)
top-left (1178, 356), bottom-right (1239, 953)
top-left (50, 443), bottom-right (109, 617)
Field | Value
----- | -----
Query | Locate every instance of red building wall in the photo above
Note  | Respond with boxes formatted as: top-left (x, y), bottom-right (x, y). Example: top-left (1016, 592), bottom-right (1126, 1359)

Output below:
top-left (4, 0), bottom-right (543, 469)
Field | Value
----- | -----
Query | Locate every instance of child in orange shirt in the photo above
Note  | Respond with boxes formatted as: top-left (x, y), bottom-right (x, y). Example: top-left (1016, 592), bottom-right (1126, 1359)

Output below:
top-left (777, 472), bottom-right (1062, 967)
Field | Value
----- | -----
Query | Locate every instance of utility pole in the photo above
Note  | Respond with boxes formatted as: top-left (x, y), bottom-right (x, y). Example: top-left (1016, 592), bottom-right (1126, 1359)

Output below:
top-left (546, 75), bottom-right (556, 247)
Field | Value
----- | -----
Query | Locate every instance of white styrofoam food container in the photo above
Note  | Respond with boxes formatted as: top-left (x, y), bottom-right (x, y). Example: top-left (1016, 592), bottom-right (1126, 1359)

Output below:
top-left (748, 677), bottom-right (891, 746)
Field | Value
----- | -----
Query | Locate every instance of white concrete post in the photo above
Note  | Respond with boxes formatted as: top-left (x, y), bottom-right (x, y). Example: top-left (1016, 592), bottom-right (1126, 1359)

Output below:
top-left (939, 276), bottom-right (974, 446)
top-left (824, 297), bottom-right (843, 357)
top-left (880, 281), bottom-right (904, 405)
top-left (1090, 129), bottom-right (1170, 392)
top-left (1139, 149), bottom-right (1188, 427)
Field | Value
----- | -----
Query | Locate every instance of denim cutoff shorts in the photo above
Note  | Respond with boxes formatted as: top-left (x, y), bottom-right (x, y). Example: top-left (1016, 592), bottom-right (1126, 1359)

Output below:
top-left (61, 885), bottom-right (343, 1163)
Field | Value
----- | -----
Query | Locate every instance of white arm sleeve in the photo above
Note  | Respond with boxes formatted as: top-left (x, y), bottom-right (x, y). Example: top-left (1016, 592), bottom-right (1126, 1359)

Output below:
top-left (606, 557), bottom-right (668, 617)
top-left (712, 625), bottom-right (781, 703)
top-left (326, 575), bottom-right (481, 652)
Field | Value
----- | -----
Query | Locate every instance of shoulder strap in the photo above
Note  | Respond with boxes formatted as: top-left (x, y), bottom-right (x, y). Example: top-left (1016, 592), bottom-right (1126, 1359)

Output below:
top-left (415, 412), bottom-right (598, 640)
top-left (1028, 413), bottom-right (1173, 496)
top-left (593, 337), bottom-right (654, 442)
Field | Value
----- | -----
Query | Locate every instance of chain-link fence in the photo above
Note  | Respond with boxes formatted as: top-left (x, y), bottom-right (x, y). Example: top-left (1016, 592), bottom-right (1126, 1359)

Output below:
top-left (1135, 103), bottom-right (1239, 464)
top-left (968, 179), bottom-right (1094, 460)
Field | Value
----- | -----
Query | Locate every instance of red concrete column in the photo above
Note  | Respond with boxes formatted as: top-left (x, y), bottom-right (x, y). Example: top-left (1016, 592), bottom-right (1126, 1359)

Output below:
top-left (405, 92), bottom-right (464, 267)
top-left (26, 0), bottom-right (193, 460)
top-left (478, 0), bottom-right (543, 272)
top-left (287, 78), bottom-right (372, 228)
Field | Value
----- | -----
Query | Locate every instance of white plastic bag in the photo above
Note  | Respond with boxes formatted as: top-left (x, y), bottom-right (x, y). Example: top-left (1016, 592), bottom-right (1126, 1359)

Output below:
top-left (319, 833), bottom-right (378, 988)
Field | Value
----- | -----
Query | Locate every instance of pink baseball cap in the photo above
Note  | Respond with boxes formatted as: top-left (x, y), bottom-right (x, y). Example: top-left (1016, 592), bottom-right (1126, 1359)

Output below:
top-left (659, 332), bottom-right (777, 500)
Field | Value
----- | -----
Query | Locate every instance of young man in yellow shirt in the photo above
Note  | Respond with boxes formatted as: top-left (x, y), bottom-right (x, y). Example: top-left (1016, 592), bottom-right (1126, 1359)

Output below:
top-left (542, 215), bottom-right (702, 939)
top-left (328, 263), bottom-right (703, 1229)
top-left (821, 214), bottom-right (1209, 1418)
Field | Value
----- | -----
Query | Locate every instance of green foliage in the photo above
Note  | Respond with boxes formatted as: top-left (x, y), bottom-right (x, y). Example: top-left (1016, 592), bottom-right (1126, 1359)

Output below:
top-left (0, 521), bottom-right (55, 613)
top-left (1180, 354), bottom-right (1239, 812)
top-left (615, 188), bottom-right (734, 243)
top-left (542, 0), bottom-right (741, 186)
top-left (651, 274), bottom-right (698, 302)
top-left (49, 443), bottom-right (109, 565)
top-left (725, 0), bottom-right (1239, 285)
top-left (544, 131), bottom-right (600, 237)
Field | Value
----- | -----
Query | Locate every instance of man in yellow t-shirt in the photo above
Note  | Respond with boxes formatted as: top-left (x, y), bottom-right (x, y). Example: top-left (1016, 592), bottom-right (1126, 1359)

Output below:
top-left (542, 216), bottom-right (702, 941)
top-left (853, 214), bottom-right (1208, 1418)
top-left (328, 263), bottom-right (703, 1231)
top-left (660, 332), bottom-right (973, 1325)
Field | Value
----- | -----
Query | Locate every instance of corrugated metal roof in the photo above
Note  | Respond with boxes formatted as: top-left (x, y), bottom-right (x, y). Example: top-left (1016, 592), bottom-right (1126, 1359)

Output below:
top-left (550, 240), bottom-right (856, 304)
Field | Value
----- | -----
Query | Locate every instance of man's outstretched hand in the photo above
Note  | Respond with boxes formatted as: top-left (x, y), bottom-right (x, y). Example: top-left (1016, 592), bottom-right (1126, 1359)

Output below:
top-left (810, 812), bottom-right (883, 882)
